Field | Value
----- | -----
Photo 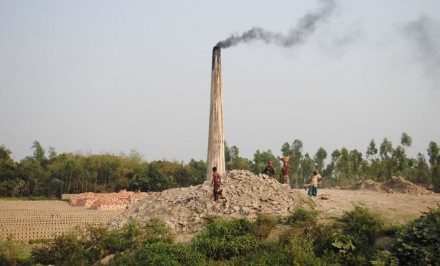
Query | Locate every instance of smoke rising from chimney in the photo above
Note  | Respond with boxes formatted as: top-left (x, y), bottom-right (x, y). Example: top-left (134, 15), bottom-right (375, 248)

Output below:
top-left (402, 15), bottom-right (440, 84)
top-left (215, 0), bottom-right (337, 49)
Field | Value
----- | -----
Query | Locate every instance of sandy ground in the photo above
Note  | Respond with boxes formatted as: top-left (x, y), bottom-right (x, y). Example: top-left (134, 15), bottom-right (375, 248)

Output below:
top-left (293, 188), bottom-right (440, 225)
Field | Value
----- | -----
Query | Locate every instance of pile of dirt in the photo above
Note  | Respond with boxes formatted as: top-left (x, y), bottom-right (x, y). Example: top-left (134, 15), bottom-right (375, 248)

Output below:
top-left (347, 176), bottom-right (432, 195)
top-left (123, 170), bottom-right (305, 231)
top-left (347, 179), bottom-right (383, 192)
top-left (383, 176), bottom-right (433, 195)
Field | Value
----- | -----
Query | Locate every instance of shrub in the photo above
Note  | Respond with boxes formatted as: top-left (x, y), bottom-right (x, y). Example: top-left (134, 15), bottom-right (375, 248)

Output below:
top-left (31, 231), bottom-right (90, 266)
top-left (0, 238), bottom-right (32, 266)
top-left (370, 250), bottom-right (398, 266)
top-left (103, 231), bottom-right (133, 253)
top-left (191, 218), bottom-right (260, 260)
top-left (229, 244), bottom-right (293, 266)
top-left (252, 213), bottom-right (277, 239)
top-left (392, 206), bottom-right (440, 265)
top-left (278, 228), bottom-right (322, 265)
top-left (134, 242), bottom-right (205, 266)
top-left (286, 207), bottom-right (318, 227)
top-left (339, 205), bottom-right (384, 245)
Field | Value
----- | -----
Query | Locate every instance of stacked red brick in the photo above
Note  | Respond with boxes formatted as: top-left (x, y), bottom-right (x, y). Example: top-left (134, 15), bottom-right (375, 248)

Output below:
top-left (70, 190), bottom-right (150, 211)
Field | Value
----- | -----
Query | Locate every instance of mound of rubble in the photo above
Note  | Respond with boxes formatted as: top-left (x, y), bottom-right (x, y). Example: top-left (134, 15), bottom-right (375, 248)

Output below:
top-left (69, 190), bottom-right (150, 211)
top-left (124, 170), bottom-right (305, 231)
top-left (347, 176), bottom-right (432, 195)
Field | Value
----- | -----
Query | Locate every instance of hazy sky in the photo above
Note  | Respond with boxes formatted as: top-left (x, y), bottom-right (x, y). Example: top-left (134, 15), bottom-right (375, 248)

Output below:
top-left (1, 0), bottom-right (439, 163)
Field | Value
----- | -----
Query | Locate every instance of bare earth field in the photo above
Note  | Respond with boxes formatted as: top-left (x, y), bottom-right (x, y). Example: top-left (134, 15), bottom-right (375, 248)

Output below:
top-left (295, 188), bottom-right (440, 225)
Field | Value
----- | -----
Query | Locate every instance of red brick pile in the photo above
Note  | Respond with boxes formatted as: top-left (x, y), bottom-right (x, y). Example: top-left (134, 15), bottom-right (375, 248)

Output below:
top-left (70, 190), bottom-right (150, 211)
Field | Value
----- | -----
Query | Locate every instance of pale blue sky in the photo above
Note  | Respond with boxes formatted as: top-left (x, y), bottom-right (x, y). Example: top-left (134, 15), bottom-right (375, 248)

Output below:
top-left (1, 0), bottom-right (439, 162)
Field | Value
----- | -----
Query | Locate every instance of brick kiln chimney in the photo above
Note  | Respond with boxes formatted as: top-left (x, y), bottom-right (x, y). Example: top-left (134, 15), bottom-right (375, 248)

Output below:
top-left (207, 46), bottom-right (225, 179)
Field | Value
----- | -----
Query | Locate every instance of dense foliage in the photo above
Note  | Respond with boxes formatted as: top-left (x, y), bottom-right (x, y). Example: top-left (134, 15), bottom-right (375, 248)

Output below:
top-left (2, 206), bottom-right (438, 265)
top-left (392, 206), bottom-right (440, 265)
top-left (1, 132), bottom-right (439, 197)
top-left (0, 141), bottom-right (207, 197)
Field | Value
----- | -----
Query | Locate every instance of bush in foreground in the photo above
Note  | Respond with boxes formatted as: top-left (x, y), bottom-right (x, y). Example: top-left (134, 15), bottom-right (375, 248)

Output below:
top-left (0, 238), bottom-right (32, 266)
top-left (191, 217), bottom-right (261, 260)
top-left (392, 206), bottom-right (440, 265)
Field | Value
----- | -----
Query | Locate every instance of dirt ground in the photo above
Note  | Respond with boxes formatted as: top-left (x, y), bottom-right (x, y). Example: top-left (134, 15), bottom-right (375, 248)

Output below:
top-left (294, 188), bottom-right (440, 225)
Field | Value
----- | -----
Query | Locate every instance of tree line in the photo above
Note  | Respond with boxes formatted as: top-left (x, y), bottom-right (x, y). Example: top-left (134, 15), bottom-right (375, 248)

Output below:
top-left (0, 132), bottom-right (439, 197)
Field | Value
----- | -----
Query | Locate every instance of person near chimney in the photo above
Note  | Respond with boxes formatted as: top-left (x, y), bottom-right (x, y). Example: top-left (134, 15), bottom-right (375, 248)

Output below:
top-left (211, 167), bottom-right (223, 201)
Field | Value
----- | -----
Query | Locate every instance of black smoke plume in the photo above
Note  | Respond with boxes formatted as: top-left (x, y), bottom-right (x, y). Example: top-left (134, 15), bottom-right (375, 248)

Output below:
top-left (402, 15), bottom-right (440, 82)
top-left (215, 0), bottom-right (337, 49)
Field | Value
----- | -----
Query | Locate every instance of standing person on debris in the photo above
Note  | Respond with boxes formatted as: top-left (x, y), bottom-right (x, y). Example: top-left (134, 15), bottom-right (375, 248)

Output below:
top-left (281, 165), bottom-right (290, 186)
top-left (211, 167), bottom-right (223, 201)
top-left (305, 170), bottom-right (323, 197)
top-left (263, 160), bottom-right (275, 178)
top-left (280, 156), bottom-right (291, 187)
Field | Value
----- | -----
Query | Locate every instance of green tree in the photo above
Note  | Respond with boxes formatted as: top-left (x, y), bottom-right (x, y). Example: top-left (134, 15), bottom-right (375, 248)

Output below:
top-left (392, 146), bottom-right (408, 177)
top-left (349, 149), bottom-right (363, 180)
top-left (225, 144), bottom-right (251, 171)
top-left (427, 141), bottom-right (440, 193)
top-left (328, 149), bottom-right (341, 185)
top-left (17, 157), bottom-right (47, 196)
top-left (281, 142), bottom-right (293, 158)
top-left (314, 147), bottom-right (327, 174)
top-left (300, 153), bottom-right (314, 188)
top-left (291, 139), bottom-right (303, 188)
top-left (188, 159), bottom-right (207, 185)
top-left (252, 149), bottom-right (279, 176)
top-left (224, 141), bottom-right (232, 166)
top-left (414, 153), bottom-right (430, 184)
top-left (366, 139), bottom-right (378, 161)
top-left (32, 140), bottom-right (47, 166)
top-left (336, 148), bottom-right (350, 186)
top-left (379, 138), bottom-right (393, 181)
top-left (228, 146), bottom-right (253, 171)
top-left (0, 145), bottom-right (18, 196)
top-left (400, 132), bottom-right (412, 148)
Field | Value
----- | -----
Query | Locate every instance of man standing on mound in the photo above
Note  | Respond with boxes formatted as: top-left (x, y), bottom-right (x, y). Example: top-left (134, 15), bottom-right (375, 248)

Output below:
top-left (211, 167), bottom-right (223, 201)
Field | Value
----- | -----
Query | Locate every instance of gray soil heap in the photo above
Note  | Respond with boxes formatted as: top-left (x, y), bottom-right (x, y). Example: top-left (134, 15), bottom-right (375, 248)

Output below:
top-left (124, 170), bottom-right (305, 231)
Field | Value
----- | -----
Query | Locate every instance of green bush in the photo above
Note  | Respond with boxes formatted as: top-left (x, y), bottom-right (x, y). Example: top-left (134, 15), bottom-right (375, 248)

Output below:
top-left (102, 219), bottom-right (141, 253)
top-left (134, 241), bottom-right (205, 266)
top-left (370, 250), bottom-right (398, 266)
top-left (191, 218), bottom-right (260, 260)
top-left (229, 244), bottom-right (293, 266)
top-left (103, 231), bottom-right (133, 253)
top-left (286, 207), bottom-right (318, 227)
top-left (339, 205), bottom-right (384, 245)
top-left (392, 206), bottom-right (440, 265)
top-left (0, 238), bottom-right (32, 266)
top-left (278, 228), bottom-right (323, 265)
top-left (252, 213), bottom-right (277, 239)
top-left (31, 231), bottom-right (91, 266)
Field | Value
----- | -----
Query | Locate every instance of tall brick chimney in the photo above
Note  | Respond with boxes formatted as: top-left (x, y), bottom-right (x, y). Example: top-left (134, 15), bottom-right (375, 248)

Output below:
top-left (206, 47), bottom-right (225, 179)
